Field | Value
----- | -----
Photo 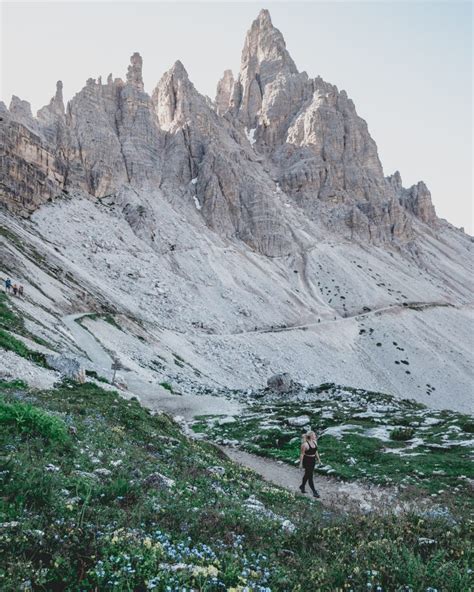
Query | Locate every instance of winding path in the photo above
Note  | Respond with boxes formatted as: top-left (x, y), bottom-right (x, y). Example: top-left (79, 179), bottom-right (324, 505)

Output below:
top-left (203, 300), bottom-right (456, 338)
top-left (221, 447), bottom-right (401, 512)
top-left (62, 311), bottom-right (416, 512)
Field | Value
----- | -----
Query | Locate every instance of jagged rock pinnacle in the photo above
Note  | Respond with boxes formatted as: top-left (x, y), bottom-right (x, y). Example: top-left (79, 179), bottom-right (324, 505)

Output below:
top-left (257, 8), bottom-right (272, 26)
top-left (169, 60), bottom-right (189, 81)
top-left (126, 52), bottom-right (144, 90)
top-left (215, 69), bottom-right (234, 115)
top-left (152, 60), bottom-right (194, 130)
top-left (233, 9), bottom-right (298, 126)
top-left (50, 80), bottom-right (65, 115)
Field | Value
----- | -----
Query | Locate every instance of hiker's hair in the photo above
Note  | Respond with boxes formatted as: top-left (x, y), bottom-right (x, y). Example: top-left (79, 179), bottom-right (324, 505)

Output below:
top-left (302, 430), bottom-right (316, 443)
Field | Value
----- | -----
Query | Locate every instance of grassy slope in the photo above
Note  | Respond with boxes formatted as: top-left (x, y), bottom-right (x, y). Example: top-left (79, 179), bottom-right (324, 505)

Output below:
top-left (192, 386), bottom-right (474, 505)
top-left (0, 380), bottom-right (472, 591)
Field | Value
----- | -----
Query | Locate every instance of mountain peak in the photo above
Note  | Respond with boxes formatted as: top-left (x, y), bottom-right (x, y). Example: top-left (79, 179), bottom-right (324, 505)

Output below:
top-left (232, 10), bottom-right (298, 126)
top-left (256, 8), bottom-right (272, 26)
top-left (243, 9), bottom-right (298, 76)
top-left (152, 60), bottom-right (197, 131)
top-left (169, 60), bottom-right (189, 80)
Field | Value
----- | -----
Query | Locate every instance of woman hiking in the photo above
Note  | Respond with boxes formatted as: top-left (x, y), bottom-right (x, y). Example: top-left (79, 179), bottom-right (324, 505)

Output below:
top-left (299, 430), bottom-right (321, 498)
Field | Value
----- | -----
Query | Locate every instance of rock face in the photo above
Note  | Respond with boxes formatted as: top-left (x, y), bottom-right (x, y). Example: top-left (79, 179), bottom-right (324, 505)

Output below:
top-left (1, 9), bottom-right (438, 251)
top-left (151, 60), bottom-right (293, 255)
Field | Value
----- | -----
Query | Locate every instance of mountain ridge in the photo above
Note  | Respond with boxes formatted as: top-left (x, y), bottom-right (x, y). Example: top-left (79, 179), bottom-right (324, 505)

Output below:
top-left (1, 9), bottom-right (446, 249)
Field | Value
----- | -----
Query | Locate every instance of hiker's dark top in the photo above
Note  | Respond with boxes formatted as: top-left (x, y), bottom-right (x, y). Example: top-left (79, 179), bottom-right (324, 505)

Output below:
top-left (304, 442), bottom-right (317, 457)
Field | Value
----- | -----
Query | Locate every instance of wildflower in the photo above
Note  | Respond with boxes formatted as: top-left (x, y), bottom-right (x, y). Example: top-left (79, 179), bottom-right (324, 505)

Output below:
top-left (192, 565), bottom-right (219, 578)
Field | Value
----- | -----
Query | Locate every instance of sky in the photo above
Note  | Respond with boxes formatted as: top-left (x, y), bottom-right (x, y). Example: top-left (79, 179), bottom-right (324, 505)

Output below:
top-left (1, 1), bottom-right (472, 232)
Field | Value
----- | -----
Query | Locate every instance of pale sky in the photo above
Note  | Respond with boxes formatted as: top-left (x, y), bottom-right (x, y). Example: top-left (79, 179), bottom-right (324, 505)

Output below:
top-left (1, 1), bottom-right (472, 232)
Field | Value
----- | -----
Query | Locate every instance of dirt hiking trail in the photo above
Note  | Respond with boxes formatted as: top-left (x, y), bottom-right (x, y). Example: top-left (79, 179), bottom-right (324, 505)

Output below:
top-left (63, 311), bottom-right (418, 513)
top-left (222, 447), bottom-right (409, 513)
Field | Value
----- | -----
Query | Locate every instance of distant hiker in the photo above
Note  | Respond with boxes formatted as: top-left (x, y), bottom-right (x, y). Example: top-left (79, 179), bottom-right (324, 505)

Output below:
top-left (299, 430), bottom-right (321, 498)
top-left (18, 285), bottom-right (24, 297)
top-left (12, 284), bottom-right (18, 296)
top-left (5, 278), bottom-right (11, 293)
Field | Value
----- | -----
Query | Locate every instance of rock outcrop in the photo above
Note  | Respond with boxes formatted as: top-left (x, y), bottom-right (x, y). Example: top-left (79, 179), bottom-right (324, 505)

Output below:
top-left (267, 372), bottom-right (294, 393)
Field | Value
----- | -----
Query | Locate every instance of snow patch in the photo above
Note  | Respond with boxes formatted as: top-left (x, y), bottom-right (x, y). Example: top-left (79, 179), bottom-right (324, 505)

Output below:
top-left (245, 127), bottom-right (257, 145)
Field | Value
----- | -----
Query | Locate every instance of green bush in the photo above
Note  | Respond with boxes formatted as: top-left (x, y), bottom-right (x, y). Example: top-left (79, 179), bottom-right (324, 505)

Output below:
top-left (461, 421), bottom-right (474, 434)
top-left (0, 379), bottom-right (28, 390)
top-left (0, 399), bottom-right (70, 445)
top-left (85, 369), bottom-right (110, 383)
top-left (390, 426), bottom-right (415, 441)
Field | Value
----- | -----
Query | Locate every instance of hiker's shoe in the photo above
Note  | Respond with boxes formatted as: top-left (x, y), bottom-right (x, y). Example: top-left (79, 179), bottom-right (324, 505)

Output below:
top-left (299, 485), bottom-right (306, 494)
top-left (312, 491), bottom-right (320, 498)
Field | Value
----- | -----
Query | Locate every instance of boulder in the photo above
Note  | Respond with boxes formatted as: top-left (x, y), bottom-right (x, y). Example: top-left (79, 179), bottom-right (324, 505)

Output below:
top-left (267, 372), bottom-right (293, 393)
top-left (143, 472), bottom-right (175, 490)
top-left (287, 415), bottom-right (311, 428)
top-left (45, 355), bottom-right (85, 382)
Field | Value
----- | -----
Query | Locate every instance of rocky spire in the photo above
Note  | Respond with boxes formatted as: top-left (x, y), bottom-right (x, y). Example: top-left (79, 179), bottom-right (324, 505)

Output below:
top-left (126, 52), bottom-right (144, 90)
top-left (235, 9), bottom-right (298, 126)
top-left (8, 95), bottom-right (39, 132)
top-left (48, 81), bottom-right (65, 116)
top-left (242, 9), bottom-right (298, 78)
top-left (215, 69), bottom-right (234, 116)
top-left (152, 60), bottom-right (195, 131)
top-left (403, 181), bottom-right (437, 225)
top-left (9, 95), bottom-right (34, 120)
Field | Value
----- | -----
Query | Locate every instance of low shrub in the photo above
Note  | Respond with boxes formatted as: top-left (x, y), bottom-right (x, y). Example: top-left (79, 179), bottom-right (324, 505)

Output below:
top-left (0, 399), bottom-right (70, 445)
top-left (461, 421), bottom-right (474, 434)
top-left (390, 426), bottom-right (415, 441)
top-left (85, 369), bottom-right (110, 383)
